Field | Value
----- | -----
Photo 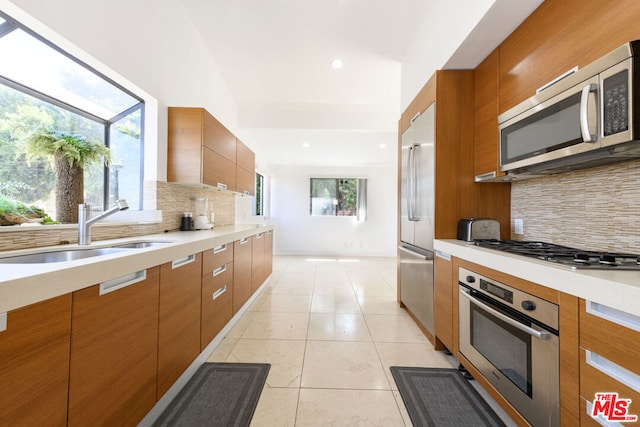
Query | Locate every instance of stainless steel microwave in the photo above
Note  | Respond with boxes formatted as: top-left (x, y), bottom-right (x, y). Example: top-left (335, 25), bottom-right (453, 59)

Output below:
top-left (497, 40), bottom-right (640, 179)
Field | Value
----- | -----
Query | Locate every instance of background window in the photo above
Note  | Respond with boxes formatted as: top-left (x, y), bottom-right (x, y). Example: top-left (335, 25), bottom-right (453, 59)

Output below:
top-left (255, 172), bottom-right (264, 216)
top-left (310, 178), bottom-right (364, 217)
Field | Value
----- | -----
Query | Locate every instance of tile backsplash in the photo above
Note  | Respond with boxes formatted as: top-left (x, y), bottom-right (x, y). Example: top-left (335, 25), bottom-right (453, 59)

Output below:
top-left (0, 181), bottom-right (236, 251)
top-left (511, 159), bottom-right (640, 252)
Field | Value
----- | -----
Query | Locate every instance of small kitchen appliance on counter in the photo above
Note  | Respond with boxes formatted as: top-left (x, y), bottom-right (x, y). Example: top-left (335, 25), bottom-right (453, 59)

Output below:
top-left (456, 218), bottom-right (500, 242)
top-left (194, 198), bottom-right (213, 230)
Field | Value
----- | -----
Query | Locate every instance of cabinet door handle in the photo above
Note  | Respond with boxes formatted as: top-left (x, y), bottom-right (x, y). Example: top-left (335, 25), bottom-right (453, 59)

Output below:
top-left (0, 312), bottom-right (6, 332)
top-left (213, 244), bottom-right (227, 254)
top-left (475, 171), bottom-right (497, 182)
top-left (243, 190), bottom-right (250, 195)
top-left (267, 230), bottom-right (272, 235)
top-left (586, 300), bottom-right (640, 332)
top-left (100, 270), bottom-right (146, 295)
top-left (212, 284), bottom-right (227, 300)
top-left (213, 264), bottom-right (227, 277)
top-left (217, 183), bottom-right (227, 190)
top-left (240, 238), bottom-right (249, 244)
top-left (171, 254), bottom-right (196, 269)
top-left (585, 350), bottom-right (640, 394)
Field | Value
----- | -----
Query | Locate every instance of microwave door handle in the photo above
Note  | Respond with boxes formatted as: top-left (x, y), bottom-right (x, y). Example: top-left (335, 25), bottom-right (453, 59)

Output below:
top-left (459, 288), bottom-right (551, 340)
top-left (580, 83), bottom-right (598, 142)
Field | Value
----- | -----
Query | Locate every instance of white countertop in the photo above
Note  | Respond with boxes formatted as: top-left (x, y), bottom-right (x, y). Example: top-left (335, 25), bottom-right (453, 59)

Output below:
top-left (0, 224), bottom-right (273, 313)
top-left (435, 239), bottom-right (640, 317)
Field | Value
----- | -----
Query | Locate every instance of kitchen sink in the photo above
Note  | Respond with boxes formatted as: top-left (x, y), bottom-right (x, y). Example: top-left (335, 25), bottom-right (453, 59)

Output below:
top-left (0, 241), bottom-right (173, 264)
top-left (0, 247), bottom-right (131, 264)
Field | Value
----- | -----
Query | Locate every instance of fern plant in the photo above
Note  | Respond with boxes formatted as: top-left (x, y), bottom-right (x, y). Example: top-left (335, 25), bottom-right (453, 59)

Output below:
top-left (22, 127), bottom-right (111, 223)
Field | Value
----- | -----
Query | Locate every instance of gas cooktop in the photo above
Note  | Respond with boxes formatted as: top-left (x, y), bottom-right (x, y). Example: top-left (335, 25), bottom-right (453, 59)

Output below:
top-left (473, 239), bottom-right (640, 271)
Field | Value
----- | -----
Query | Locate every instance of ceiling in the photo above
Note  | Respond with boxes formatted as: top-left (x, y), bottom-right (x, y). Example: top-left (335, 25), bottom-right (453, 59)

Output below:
top-left (180, 0), bottom-right (541, 169)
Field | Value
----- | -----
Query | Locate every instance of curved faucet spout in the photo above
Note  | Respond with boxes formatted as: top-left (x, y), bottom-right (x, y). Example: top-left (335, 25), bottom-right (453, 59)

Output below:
top-left (78, 199), bottom-right (128, 245)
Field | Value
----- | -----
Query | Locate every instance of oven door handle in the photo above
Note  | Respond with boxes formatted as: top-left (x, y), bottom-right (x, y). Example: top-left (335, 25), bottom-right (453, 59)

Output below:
top-left (459, 288), bottom-right (551, 340)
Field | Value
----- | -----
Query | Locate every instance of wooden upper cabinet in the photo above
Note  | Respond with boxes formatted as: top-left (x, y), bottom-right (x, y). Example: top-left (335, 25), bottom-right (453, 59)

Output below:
top-left (0, 294), bottom-right (71, 427)
top-left (168, 107), bottom-right (239, 191)
top-left (236, 138), bottom-right (256, 196)
top-left (499, 0), bottom-right (640, 114)
top-left (473, 48), bottom-right (504, 181)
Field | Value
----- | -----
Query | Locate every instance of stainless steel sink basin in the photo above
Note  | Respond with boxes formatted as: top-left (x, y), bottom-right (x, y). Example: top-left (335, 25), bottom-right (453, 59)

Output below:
top-left (0, 241), bottom-right (172, 264)
top-left (112, 241), bottom-right (172, 249)
top-left (0, 247), bottom-right (130, 264)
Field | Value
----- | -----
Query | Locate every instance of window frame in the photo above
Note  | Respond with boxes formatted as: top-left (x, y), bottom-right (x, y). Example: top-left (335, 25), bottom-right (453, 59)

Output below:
top-left (0, 11), bottom-right (145, 211)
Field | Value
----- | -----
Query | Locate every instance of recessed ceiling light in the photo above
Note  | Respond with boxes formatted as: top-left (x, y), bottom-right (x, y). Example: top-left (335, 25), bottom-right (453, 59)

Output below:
top-left (302, 142), bottom-right (310, 148)
top-left (379, 143), bottom-right (387, 149)
top-left (331, 59), bottom-right (343, 70)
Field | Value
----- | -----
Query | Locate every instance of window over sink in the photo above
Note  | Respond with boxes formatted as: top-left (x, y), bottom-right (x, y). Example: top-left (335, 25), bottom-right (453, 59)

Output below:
top-left (0, 10), bottom-right (145, 224)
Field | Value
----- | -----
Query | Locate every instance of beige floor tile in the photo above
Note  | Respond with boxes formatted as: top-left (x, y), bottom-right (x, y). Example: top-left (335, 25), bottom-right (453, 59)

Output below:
top-left (270, 281), bottom-right (314, 295)
top-left (375, 342), bottom-right (456, 389)
top-left (307, 313), bottom-right (372, 341)
top-left (365, 314), bottom-right (429, 344)
top-left (296, 389), bottom-right (405, 426)
top-left (301, 341), bottom-right (390, 390)
top-left (246, 293), bottom-right (270, 312)
top-left (312, 281), bottom-right (355, 296)
top-left (352, 281), bottom-right (396, 298)
top-left (278, 270), bottom-right (316, 282)
top-left (206, 337), bottom-right (238, 362)
top-left (241, 311), bottom-right (310, 340)
top-left (250, 387), bottom-right (299, 427)
top-left (227, 339), bottom-right (306, 388)
top-left (311, 294), bottom-right (361, 313)
top-left (225, 310), bottom-right (257, 338)
top-left (358, 295), bottom-right (407, 315)
top-left (393, 390), bottom-right (412, 426)
top-left (315, 269), bottom-right (351, 282)
top-left (257, 294), bottom-right (312, 312)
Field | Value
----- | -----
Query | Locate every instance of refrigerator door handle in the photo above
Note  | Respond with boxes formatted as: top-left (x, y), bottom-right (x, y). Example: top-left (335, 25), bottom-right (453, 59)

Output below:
top-left (410, 144), bottom-right (419, 221)
top-left (407, 145), bottom-right (415, 221)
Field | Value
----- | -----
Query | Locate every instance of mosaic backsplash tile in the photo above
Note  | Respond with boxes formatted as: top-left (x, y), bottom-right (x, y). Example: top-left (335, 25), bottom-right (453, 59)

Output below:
top-left (511, 159), bottom-right (640, 253)
top-left (0, 181), bottom-right (236, 251)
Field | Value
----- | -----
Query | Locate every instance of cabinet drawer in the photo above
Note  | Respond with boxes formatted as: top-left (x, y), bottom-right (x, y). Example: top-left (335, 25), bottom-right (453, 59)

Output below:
top-left (201, 261), bottom-right (233, 350)
top-left (202, 243), bottom-right (234, 275)
top-left (579, 348), bottom-right (640, 425)
top-left (580, 299), bottom-right (640, 374)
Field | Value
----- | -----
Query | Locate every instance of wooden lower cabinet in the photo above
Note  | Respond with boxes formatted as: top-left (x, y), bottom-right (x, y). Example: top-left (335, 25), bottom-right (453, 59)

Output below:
top-left (68, 267), bottom-right (160, 427)
top-left (157, 253), bottom-right (203, 400)
top-left (0, 294), bottom-right (71, 427)
top-left (233, 237), bottom-right (253, 313)
top-left (251, 232), bottom-right (265, 293)
top-left (201, 260), bottom-right (234, 350)
top-left (433, 252), bottom-right (453, 353)
top-left (264, 230), bottom-right (273, 278)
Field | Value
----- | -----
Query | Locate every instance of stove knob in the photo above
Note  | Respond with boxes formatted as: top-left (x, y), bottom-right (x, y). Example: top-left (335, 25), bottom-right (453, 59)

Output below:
top-left (599, 254), bottom-right (617, 265)
top-left (522, 300), bottom-right (536, 311)
top-left (466, 276), bottom-right (475, 283)
top-left (574, 253), bottom-right (590, 264)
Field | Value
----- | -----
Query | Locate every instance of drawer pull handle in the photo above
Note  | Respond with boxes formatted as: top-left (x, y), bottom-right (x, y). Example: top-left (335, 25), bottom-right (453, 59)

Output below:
top-left (213, 244), bottom-right (227, 254)
top-left (240, 238), bottom-right (249, 244)
top-left (100, 270), bottom-right (146, 295)
top-left (255, 233), bottom-right (263, 239)
top-left (172, 254), bottom-right (196, 269)
top-left (586, 350), bottom-right (640, 394)
top-left (217, 183), bottom-right (227, 190)
top-left (243, 190), bottom-right (250, 195)
top-left (213, 264), bottom-right (227, 277)
top-left (586, 301), bottom-right (640, 333)
top-left (267, 230), bottom-right (272, 235)
top-left (0, 312), bottom-right (6, 332)
top-left (212, 285), bottom-right (227, 300)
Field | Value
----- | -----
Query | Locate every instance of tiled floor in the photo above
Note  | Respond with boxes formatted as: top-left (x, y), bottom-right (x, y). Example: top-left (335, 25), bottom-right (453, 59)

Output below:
top-left (207, 255), bottom-right (515, 426)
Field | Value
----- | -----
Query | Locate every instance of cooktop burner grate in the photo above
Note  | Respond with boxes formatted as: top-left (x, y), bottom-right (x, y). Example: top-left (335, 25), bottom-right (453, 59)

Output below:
top-left (473, 239), bottom-right (640, 270)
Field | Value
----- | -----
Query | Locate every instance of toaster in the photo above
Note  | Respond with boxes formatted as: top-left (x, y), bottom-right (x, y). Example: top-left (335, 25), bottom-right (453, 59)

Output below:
top-left (457, 218), bottom-right (500, 241)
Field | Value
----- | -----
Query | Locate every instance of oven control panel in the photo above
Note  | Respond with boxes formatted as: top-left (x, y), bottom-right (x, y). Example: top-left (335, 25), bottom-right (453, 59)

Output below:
top-left (458, 267), bottom-right (559, 330)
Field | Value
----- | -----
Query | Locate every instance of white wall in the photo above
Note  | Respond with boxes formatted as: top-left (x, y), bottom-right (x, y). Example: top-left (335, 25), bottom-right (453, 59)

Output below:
top-left (269, 164), bottom-right (397, 257)
top-left (3, 0), bottom-right (240, 182)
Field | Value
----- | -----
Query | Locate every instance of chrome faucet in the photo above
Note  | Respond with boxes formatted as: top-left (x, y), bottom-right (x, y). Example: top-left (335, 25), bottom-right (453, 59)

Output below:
top-left (78, 199), bottom-right (129, 245)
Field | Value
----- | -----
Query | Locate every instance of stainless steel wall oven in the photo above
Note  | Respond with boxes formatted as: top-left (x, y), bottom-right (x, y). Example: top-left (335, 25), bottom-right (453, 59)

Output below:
top-left (458, 267), bottom-right (560, 427)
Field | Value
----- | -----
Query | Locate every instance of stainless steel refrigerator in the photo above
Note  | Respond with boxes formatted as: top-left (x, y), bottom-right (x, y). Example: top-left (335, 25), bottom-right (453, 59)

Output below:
top-left (399, 103), bottom-right (435, 335)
